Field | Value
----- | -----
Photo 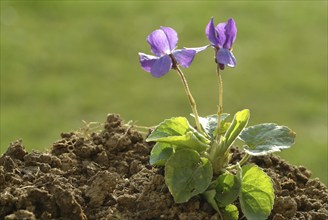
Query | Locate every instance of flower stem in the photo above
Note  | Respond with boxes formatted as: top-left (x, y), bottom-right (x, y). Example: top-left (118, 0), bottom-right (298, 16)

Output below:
top-left (216, 65), bottom-right (223, 143)
top-left (174, 66), bottom-right (202, 133)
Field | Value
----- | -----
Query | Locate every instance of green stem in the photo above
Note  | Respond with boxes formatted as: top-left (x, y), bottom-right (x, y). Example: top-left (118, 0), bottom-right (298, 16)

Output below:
top-left (239, 153), bottom-right (251, 166)
top-left (216, 65), bottom-right (223, 143)
top-left (226, 154), bottom-right (251, 171)
top-left (174, 66), bottom-right (202, 133)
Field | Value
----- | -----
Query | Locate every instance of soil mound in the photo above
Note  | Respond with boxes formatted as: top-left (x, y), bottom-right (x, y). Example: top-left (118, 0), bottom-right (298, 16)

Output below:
top-left (1, 114), bottom-right (327, 220)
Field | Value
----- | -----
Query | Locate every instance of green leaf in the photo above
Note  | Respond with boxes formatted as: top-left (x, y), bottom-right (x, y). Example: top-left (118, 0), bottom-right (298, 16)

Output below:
top-left (203, 172), bottom-right (240, 213)
top-left (238, 123), bottom-right (296, 156)
top-left (146, 117), bottom-right (210, 152)
top-left (220, 122), bottom-right (231, 135)
top-left (146, 117), bottom-right (190, 140)
top-left (221, 204), bottom-right (239, 220)
top-left (204, 189), bottom-right (239, 219)
top-left (197, 113), bottom-right (230, 139)
top-left (214, 172), bottom-right (241, 207)
top-left (204, 174), bottom-right (240, 217)
top-left (165, 149), bottom-right (213, 203)
top-left (239, 164), bottom-right (274, 220)
top-left (149, 143), bottom-right (174, 166)
top-left (203, 189), bottom-right (219, 212)
top-left (222, 109), bottom-right (250, 152)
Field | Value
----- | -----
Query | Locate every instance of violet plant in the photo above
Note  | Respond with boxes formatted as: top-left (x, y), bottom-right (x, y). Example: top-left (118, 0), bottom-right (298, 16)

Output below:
top-left (138, 17), bottom-right (296, 220)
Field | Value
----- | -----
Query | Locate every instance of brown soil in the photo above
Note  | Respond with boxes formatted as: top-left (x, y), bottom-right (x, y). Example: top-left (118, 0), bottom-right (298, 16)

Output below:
top-left (1, 114), bottom-right (327, 220)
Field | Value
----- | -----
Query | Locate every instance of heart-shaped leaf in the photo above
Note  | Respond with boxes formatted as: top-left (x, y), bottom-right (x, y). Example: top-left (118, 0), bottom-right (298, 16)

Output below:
top-left (203, 171), bottom-right (241, 213)
top-left (238, 123), bottom-right (296, 156)
top-left (239, 164), bottom-right (274, 220)
top-left (203, 189), bottom-right (219, 212)
top-left (146, 117), bottom-right (190, 140)
top-left (221, 204), bottom-right (239, 220)
top-left (149, 142), bottom-right (174, 166)
top-left (165, 149), bottom-right (212, 203)
top-left (146, 117), bottom-right (210, 152)
top-left (197, 113), bottom-right (230, 139)
top-left (214, 172), bottom-right (241, 207)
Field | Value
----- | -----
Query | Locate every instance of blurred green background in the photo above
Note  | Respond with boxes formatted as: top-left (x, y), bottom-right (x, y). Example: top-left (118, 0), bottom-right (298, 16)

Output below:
top-left (1, 1), bottom-right (327, 185)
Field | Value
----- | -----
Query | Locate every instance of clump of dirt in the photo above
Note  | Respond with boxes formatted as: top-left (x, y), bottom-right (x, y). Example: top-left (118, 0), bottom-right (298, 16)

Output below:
top-left (1, 114), bottom-right (327, 220)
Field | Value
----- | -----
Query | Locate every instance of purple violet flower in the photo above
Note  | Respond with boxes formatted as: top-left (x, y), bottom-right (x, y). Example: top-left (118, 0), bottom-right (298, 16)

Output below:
top-left (206, 17), bottom-right (237, 70)
top-left (139, 26), bottom-right (207, 77)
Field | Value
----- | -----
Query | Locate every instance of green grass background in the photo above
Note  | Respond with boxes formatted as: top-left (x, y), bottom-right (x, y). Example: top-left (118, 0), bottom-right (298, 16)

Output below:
top-left (1, 1), bottom-right (327, 185)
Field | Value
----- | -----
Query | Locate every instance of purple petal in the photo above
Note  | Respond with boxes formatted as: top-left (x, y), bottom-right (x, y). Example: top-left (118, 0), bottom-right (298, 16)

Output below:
top-left (223, 18), bottom-right (237, 49)
top-left (205, 18), bottom-right (219, 45)
top-left (215, 22), bottom-right (227, 48)
top-left (138, 52), bottom-right (159, 72)
top-left (151, 55), bottom-right (172, 77)
top-left (216, 48), bottom-right (236, 67)
top-left (147, 29), bottom-right (171, 56)
top-left (173, 49), bottom-right (197, 68)
top-left (160, 26), bottom-right (178, 51)
top-left (184, 45), bottom-right (210, 53)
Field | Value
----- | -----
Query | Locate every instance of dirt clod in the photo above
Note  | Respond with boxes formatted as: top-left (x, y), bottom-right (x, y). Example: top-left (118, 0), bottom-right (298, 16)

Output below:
top-left (1, 114), bottom-right (327, 219)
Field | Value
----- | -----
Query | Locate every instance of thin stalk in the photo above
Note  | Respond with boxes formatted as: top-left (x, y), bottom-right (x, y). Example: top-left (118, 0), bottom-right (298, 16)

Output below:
top-left (239, 154), bottom-right (251, 166)
top-left (216, 64), bottom-right (223, 143)
top-left (174, 66), bottom-right (202, 133)
top-left (226, 154), bottom-right (251, 171)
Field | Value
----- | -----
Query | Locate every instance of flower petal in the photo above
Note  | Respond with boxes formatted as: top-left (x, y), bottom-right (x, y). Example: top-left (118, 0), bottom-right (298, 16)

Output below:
top-left (151, 55), bottom-right (172, 77)
top-left (216, 48), bottom-right (236, 67)
top-left (184, 45), bottom-right (210, 53)
top-left (160, 26), bottom-right (178, 51)
top-left (173, 49), bottom-right (197, 68)
top-left (215, 22), bottom-right (227, 48)
top-left (147, 29), bottom-right (171, 56)
top-left (205, 18), bottom-right (219, 45)
top-left (224, 18), bottom-right (237, 49)
top-left (138, 52), bottom-right (159, 72)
